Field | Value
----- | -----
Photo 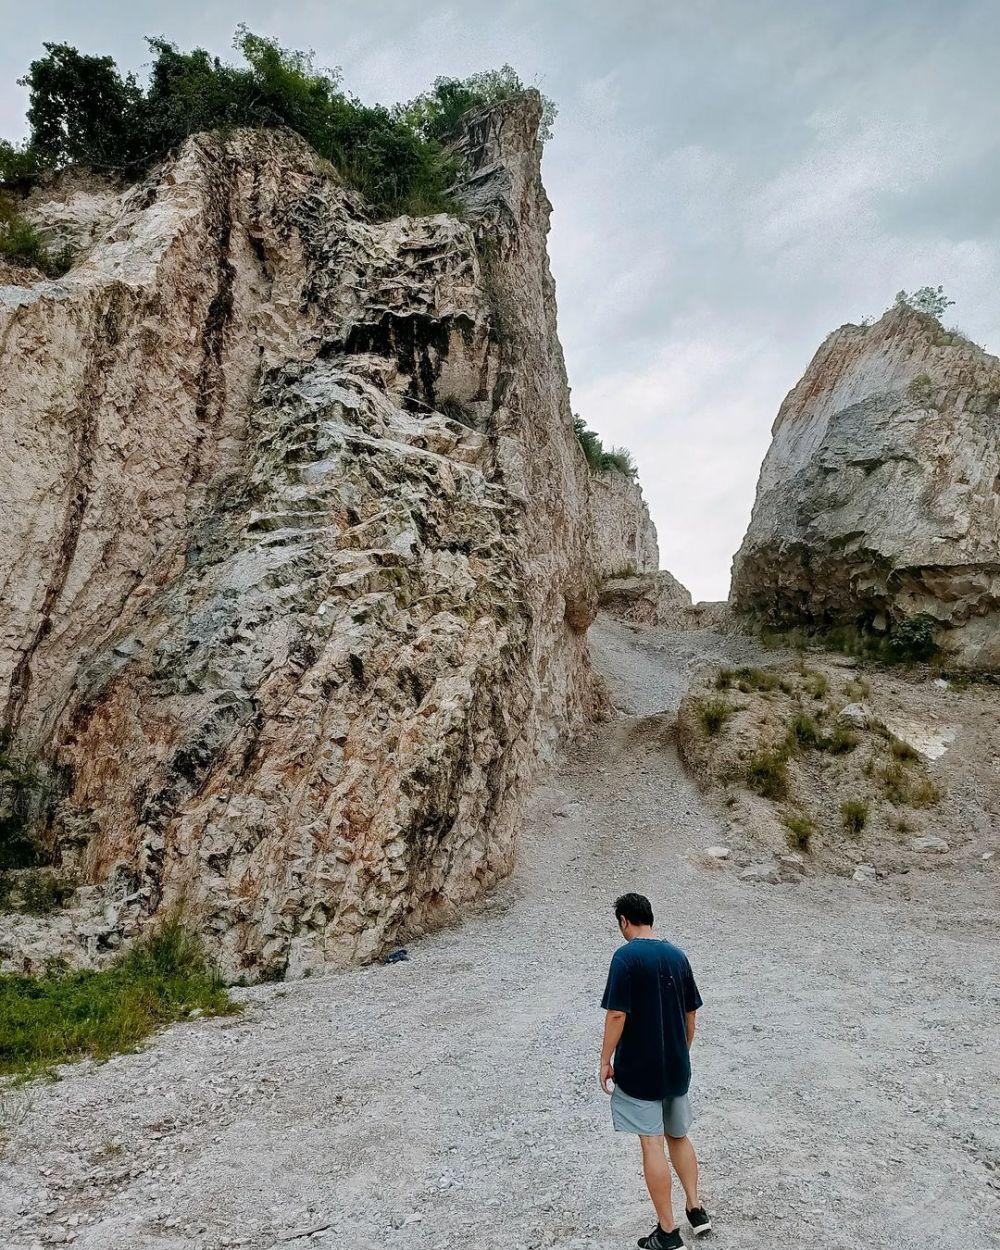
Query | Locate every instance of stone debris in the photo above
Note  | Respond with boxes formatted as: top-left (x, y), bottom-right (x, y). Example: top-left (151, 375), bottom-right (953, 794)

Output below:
top-left (739, 862), bottom-right (781, 884)
top-left (908, 836), bottom-right (949, 853)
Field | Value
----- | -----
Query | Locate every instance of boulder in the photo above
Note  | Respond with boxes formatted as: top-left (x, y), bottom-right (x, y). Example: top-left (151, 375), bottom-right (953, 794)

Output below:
top-left (731, 305), bottom-right (1000, 669)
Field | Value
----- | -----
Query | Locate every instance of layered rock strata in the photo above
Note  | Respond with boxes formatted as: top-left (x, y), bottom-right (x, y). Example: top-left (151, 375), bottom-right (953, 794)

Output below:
top-left (0, 95), bottom-right (615, 977)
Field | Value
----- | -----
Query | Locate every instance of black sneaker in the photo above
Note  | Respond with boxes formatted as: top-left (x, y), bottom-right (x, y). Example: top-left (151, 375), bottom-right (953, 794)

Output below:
top-left (686, 1205), bottom-right (712, 1236)
top-left (637, 1226), bottom-right (685, 1249)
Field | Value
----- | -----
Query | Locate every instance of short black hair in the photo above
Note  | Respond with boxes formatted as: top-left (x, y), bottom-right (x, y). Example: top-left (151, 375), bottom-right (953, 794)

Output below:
top-left (614, 892), bottom-right (653, 926)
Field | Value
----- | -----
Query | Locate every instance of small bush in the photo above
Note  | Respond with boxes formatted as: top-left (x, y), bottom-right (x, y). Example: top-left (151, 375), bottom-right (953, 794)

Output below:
top-left (0, 870), bottom-right (75, 915)
top-left (802, 670), bottom-right (829, 700)
top-left (746, 749), bottom-right (789, 801)
top-left (782, 811), bottom-right (814, 851)
top-left (0, 193), bottom-right (74, 276)
top-left (697, 697), bottom-right (732, 737)
top-left (573, 415), bottom-right (637, 478)
top-left (840, 800), bottom-right (869, 834)
top-left (883, 615), bottom-right (938, 663)
top-left (715, 668), bottom-right (736, 690)
top-left (890, 737), bottom-right (920, 762)
top-left (732, 667), bottom-right (782, 694)
top-left (789, 712), bottom-right (822, 749)
top-left (822, 724), bottom-right (860, 755)
top-left (0, 921), bottom-right (235, 1077)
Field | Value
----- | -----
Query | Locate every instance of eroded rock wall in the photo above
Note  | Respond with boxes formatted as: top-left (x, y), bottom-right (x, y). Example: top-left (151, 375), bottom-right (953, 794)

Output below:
top-left (587, 470), bottom-right (659, 580)
top-left (731, 306), bottom-right (1000, 668)
top-left (0, 97), bottom-right (604, 977)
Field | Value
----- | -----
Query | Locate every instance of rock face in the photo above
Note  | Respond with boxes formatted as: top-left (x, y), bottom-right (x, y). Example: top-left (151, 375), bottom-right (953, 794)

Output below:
top-left (598, 570), bottom-right (694, 626)
top-left (587, 470), bottom-right (659, 580)
top-left (731, 305), bottom-right (1000, 668)
top-left (0, 96), bottom-right (610, 978)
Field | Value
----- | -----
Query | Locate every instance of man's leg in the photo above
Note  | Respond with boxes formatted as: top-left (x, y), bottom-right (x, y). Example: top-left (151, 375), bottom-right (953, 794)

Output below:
top-left (638, 1134), bottom-right (677, 1232)
top-left (667, 1134), bottom-right (701, 1210)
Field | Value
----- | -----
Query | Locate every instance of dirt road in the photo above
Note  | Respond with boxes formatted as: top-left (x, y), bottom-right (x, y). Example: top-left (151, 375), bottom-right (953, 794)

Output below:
top-left (2, 616), bottom-right (998, 1249)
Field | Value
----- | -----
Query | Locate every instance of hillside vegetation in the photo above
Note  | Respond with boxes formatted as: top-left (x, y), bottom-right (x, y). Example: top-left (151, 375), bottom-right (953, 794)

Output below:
top-left (0, 30), bottom-right (555, 227)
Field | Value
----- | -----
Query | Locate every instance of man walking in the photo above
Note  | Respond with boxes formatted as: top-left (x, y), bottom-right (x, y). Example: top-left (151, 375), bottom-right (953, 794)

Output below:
top-left (600, 892), bottom-right (710, 1248)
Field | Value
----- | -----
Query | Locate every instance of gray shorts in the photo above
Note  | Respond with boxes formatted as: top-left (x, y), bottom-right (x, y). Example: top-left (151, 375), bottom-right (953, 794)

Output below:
top-left (610, 1085), bottom-right (693, 1138)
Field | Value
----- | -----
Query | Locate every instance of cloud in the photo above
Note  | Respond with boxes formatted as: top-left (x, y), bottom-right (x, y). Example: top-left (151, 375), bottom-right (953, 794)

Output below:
top-left (1, 0), bottom-right (998, 600)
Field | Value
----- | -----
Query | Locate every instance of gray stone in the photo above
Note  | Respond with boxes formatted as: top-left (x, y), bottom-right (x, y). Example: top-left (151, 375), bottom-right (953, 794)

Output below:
top-left (740, 863), bottom-right (781, 884)
top-left (909, 836), bottom-right (949, 853)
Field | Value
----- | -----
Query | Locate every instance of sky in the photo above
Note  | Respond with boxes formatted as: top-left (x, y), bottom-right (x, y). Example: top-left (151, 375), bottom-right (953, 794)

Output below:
top-left (2, 0), bottom-right (998, 600)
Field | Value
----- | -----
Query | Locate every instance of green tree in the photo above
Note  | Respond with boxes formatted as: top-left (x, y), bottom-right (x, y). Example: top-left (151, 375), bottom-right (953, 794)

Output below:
top-left (894, 286), bottom-right (954, 319)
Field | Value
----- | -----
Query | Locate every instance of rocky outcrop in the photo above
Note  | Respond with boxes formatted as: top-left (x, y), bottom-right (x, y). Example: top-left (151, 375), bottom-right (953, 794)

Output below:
top-left (731, 306), bottom-right (1000, 668)
top-left (587, 470), bottom-right (659, 580)
top-left (0, 95), bottom-right (605, 978)
top-left (598, 570), bottom-right (691, 625)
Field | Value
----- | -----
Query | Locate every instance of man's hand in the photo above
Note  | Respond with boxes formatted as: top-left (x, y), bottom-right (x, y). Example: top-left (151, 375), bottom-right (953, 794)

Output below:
top-left (600, 1008), bottom-right (626, 1095)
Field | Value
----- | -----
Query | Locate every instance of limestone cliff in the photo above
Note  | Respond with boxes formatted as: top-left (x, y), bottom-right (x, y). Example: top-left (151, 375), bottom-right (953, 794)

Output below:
top-left (586, 470), bottom-right (659, 581)
top-left (0, 95), bottom-right (611, 978)
top-left (731, 305), bottom-right (1000, 668)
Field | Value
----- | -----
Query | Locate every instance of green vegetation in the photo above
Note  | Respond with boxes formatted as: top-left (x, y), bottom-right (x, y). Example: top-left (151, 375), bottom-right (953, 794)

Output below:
top-left (0, 869), bottom-right (75, 915)
top-left (573, 415), bottom-right (637, 478)
top-left (400, 64), bottom-right (556, 143)
top-left (790, 711), bottom-right (822, 749)
top-left (696, 697), bottom-right (732, 737)
top-left (823, 723), bottom-right (860, 755)
top-left (0, 922), bottom-right (235, 1078)
top-left (0, 743), bottom-right (51, 871)
top-left (766, 615), bottom-right (940, 666)
top-left (1, 32), bottom-right (554, 218)
top-left (881, 760), bottom-right (941, 809)
top-left (840, 799), bottom-right (869, 834)
top-left (894, 286), bottom-right (954, 319)
top-left (890, 736), bottom-right (920, 762)
top-left (746, 748), bottom-right (789, 801)
top-left (0, 192), bottom-right (74, 274)
top-left (782, 810), bottom-right (814, 852)
top-left (717, 665), bottom-right (790, 694)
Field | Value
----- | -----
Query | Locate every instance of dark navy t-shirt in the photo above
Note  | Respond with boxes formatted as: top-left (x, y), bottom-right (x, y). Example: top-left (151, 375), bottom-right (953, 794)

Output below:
top-left (601, 938), bottom-right (703, 1100)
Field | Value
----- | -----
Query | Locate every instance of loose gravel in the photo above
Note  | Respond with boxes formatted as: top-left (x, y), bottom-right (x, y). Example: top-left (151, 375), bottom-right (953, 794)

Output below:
top-left (1, 616), bottom-right (997, 1249)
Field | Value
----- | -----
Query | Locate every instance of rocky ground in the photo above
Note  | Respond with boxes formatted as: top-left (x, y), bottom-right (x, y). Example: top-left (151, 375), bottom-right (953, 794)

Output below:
top-left (1, 615), bottom-right (998, 1249)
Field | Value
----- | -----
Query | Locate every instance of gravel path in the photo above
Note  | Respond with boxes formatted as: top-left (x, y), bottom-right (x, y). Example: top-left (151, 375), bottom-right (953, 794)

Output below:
top-left (2, 616), bottom-right (998, 1249)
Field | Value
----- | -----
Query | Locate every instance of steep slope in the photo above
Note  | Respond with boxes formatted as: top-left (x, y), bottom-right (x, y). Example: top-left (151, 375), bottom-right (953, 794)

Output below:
top-left (0, 95), bottom-right (621, 978)
top-left (731, 305), bottom-right (1000, 667)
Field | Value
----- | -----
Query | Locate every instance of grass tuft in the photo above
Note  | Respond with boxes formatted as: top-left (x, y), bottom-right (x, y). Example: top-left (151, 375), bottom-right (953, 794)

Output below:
top-left (746, 748), bottom-right (789, 801)
top-left (840, 800), bottom-right (869, 834)
top-left (697, 697), bottom-right (732, 737)
top-left (782, 810), bottom-right (814, 852)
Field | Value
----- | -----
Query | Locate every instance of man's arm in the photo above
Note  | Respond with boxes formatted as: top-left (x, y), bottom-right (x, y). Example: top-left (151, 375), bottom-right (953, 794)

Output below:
top-left (686, 1009), bottom-right (697, 1048)
top-left (600, 1009), bottom-right (626, 1094)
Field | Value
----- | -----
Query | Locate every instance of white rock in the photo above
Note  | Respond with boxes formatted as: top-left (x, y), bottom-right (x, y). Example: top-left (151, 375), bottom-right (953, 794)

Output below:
top-left (837, 703), bottom-right (869, 727)
top-left (909, 836), bottom-right (949, 853)
top-left (853, 865), bottom-right (877, 882)
top-left (703, 846), bottom-right (731, 860)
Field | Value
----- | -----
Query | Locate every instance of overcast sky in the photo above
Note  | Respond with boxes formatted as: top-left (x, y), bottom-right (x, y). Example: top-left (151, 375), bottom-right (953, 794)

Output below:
top-left (3, 0), bottom-right (998, 599)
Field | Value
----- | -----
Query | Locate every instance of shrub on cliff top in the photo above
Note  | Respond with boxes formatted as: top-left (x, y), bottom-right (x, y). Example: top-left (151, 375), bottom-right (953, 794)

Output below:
top-left (2, 31), bottom-right (553, 218)
top-left (573, 415), bottom-right (638, 478)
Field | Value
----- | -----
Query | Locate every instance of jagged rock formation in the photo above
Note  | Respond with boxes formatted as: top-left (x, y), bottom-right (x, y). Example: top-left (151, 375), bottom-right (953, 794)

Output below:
top-left (0, 95), bottom-right (620, 978)
top-left (587, 470), bottom-right (659, 580)
top-left (731, 305), bottom-right (1000, 668)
